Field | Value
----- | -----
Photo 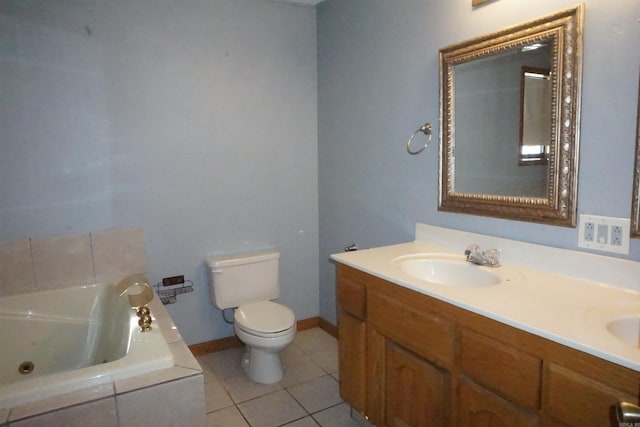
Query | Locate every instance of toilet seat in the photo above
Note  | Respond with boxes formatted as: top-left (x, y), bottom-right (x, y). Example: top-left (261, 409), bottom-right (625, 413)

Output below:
top-left (234, 301), bottom-right (295, 338)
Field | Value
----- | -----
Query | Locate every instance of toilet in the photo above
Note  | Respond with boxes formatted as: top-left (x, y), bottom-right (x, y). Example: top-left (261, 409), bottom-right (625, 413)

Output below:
top-left (206, 250), bottom-right (296, 384)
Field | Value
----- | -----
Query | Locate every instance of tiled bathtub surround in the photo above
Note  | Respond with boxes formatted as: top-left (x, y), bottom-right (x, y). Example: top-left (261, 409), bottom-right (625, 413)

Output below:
top-left (0, 228), bottom-right (146, 297)
top-left (0, 227), bottom-right (206, 425)
top-left (1, 296), bottom-right (206, 426)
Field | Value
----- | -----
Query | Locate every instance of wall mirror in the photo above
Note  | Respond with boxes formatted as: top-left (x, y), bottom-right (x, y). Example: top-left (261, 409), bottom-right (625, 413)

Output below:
top-left (439, 5), bottom-right (584, 227)
top-left (631, 74), bottom-right (640, 238)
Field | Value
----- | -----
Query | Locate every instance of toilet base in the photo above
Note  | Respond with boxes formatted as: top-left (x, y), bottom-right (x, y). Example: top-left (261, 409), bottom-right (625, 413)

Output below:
top-left (242, 347), bottom-right (283, 384)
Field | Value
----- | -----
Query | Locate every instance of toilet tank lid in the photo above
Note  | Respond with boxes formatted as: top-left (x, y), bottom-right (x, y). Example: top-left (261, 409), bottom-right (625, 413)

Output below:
top-left (206, 250), bottom-right (280, 268)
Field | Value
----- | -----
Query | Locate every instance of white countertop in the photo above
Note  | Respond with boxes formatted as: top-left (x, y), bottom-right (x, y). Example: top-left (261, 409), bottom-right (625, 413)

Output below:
top-left (331, 224), bottom-right (640, 372)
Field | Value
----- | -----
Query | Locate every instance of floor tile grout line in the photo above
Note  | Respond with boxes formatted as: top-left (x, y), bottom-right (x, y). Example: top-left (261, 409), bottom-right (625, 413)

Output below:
top-left (202, 328), bottom-right (340, 426)
top-left (276, 413), bottom-right (320, 427)
top-left (235, 403), bottom-right (252, 427)
top-left (227, 374), bottom-right (342, 425)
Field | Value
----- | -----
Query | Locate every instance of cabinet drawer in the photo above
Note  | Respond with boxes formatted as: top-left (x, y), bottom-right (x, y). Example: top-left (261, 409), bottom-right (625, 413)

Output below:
top-left (460, 328), bottom-right (541, 409)
top-left (368, 290), bottom-right (454, 368)
top-left (337, 277), bottom-right (366, 319)
top-left (543, 363), bottom-right (635, 427)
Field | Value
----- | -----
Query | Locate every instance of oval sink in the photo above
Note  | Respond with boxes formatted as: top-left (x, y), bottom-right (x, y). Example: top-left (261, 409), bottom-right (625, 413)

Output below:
top-left (392, 255), bottom-right (500, 287)
top-left (607, 316), bottom-right (640, 349)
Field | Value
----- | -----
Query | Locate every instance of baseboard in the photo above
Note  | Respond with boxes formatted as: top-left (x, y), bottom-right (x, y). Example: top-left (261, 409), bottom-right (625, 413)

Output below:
top-left (188, 316), bottom-right (336, 357)
top-left (296, 316), bottom-right (320, 331)
top-left (319, 317), bottom-right (338, 338)
top-left (189, 335), bottom-right (242, 357)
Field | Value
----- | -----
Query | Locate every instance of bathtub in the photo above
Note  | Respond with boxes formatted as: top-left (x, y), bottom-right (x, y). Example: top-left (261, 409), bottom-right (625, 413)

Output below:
top-left (0, 283), bottom-right (174, 409)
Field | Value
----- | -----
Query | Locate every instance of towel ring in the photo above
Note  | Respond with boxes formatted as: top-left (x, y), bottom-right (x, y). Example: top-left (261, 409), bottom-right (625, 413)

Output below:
top-left (406, 123), bottom-right (432, 155)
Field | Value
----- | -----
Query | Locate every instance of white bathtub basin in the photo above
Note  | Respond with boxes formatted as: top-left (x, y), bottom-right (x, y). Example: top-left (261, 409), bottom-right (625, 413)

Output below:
top-left (0, 283), bottom-right (174, 409)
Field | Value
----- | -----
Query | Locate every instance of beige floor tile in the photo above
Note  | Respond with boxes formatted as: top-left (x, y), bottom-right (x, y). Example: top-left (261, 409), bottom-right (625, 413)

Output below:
top-left (203, 347), bottom-right (246, 379)
top-left (309, 348), bottom-right (338, 374)
top-left (293, 329), bottom-right (338, 355)
top-left (205, 377), bottom-right (234, 412)
top-left (222, 372), bottom-right (283, 403)
top-left (286, 375), bottom-right (343, 414)
top-left (238, 390), bottom-right (306, 427)
top-left (312, 403), bottom-right (362, 427)
top-left (202, 365), bottom-right (219, 384)
top-left (282, 416), bottom-right (320, 426)
top-left (280, 350), bottom-right (326, 388)
top-left (207, 406), bottom-right (250, 427)
top-left (201, 329), bottom-right (347, 427)
top-left (281, 342), bottom-right (305, 359)
top-left (196, 355), bottom-right (222, 384)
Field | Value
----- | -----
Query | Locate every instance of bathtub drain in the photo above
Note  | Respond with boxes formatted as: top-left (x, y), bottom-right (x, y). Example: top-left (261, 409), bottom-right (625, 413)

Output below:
top-left (18, 361), bottom-right (34, 375)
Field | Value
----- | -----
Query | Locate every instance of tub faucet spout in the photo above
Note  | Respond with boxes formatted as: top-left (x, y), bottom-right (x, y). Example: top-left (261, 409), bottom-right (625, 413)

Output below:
top-left (116, 274), bottom-right (154, 332)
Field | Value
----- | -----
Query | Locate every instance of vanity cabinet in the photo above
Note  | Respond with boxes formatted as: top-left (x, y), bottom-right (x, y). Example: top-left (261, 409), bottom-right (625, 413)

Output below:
top-left (336, 263), bottom-right (640, 427)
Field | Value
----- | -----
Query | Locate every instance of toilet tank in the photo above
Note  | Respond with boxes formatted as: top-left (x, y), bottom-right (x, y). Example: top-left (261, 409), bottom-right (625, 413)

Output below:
top-left (206, 250), bottom-right (280, 309)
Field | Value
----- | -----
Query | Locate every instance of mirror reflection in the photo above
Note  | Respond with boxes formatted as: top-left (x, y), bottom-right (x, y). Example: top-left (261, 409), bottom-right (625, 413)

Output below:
top-left (453, 44), bottom-right (551, 198)
top-left (519, 66), bottom-right (551, 167)
top-left (439, 5), bottom-right (584, 227)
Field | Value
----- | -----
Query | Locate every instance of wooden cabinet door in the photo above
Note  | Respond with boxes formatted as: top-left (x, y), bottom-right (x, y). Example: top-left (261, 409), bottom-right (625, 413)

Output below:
top-left (543, 363), bottom-right (636, 427)
top-left (338, 311), bottom-right (367, 413)
top-left (457, 377), bottom-right (539, 427)
top-left (385, 342), bottom-right (446, 427)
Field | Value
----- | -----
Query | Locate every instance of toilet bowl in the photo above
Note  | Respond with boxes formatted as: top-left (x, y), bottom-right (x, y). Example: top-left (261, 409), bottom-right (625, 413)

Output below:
top-left (205, 251), bottom-right (296, 384)
top-left (233, 300), bottom-right (295, 383)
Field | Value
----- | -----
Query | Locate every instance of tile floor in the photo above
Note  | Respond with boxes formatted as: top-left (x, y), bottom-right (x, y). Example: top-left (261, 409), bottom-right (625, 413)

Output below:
top-left (197, 328), bottom-right (362, 427)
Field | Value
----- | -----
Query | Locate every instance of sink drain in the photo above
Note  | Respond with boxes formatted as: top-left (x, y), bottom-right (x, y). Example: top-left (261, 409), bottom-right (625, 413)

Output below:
top-left (18, 361), bottom-right (34, 375)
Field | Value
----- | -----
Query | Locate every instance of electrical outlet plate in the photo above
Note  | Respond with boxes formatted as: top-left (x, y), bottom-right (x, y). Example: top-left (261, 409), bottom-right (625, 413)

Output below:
top-left (578, 214), bottom-right (630, 255)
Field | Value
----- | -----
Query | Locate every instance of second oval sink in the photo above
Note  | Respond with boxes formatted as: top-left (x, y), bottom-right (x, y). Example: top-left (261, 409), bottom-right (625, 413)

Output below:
top-left (392, 254), bottom-right (501, 287)
top-left (607, 316), bottom-right (640, 349)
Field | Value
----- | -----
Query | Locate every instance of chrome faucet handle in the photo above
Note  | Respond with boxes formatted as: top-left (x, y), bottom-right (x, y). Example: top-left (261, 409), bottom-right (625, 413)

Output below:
top-left (464, 245), bottom-right (501, 267)
top-left (464, 244), bottom-right (480, 256)
top-left (344, 243), bottom-right (359, 252)
top-left (484, 248), bottom-right (501, 267)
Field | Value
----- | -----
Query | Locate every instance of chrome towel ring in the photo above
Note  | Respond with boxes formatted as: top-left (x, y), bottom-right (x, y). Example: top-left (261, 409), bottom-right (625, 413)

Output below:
top-left (406, 123), bottom-right (432, 155)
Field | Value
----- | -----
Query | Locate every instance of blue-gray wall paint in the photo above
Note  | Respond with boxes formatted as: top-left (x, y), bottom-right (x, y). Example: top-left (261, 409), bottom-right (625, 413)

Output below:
top-left (318, 0), bottom-right (640, 324)
top-left (0, 0), bottom-right (319, 345)
top-left (1, 0), bottom-right (638, 339)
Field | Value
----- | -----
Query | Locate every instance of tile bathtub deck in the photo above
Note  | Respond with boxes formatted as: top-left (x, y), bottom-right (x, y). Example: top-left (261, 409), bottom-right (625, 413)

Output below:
top-left (197, 328), bottom-right (361, 427)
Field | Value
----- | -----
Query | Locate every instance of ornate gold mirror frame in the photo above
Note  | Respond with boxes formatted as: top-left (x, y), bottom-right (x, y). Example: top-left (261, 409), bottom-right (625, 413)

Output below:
top-left (631, 74), bottom-right (640, 238)
top-left (439, 5), bottom-right (584, 227)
